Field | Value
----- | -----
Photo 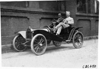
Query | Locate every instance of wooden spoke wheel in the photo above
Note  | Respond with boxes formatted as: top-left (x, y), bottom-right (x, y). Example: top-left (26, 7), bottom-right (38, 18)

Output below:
top-left (31, 34), bottom-right (47, 55)
top-left (13, 35), bottom-right (27, 52)
top-left (72, 31), bottom-right (83, 48)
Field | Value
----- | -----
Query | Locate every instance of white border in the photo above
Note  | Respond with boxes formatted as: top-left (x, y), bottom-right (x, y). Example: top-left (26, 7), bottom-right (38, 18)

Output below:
top-left (0, 0), bottom-right (63, 1)
top-left (0, 0), bottom-right (100, 69)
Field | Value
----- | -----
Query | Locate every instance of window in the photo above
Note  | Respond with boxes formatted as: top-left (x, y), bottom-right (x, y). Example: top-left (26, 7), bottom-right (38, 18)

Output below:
top-left (87, 0), bottom-right (91, 13)
top-left (94, 0), bottom-right (99, 14)
top-left (77, 0), bottom-right (91, 13)
top-left (77, 0), bottom-right (86, 13)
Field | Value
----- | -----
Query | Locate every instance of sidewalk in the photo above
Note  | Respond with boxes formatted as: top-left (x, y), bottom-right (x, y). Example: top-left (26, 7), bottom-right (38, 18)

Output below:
top-left (2, 38), bottom-right (98, 67)
top-left (2, 44), bottom-right (15, 54)
top-left (2, 36), bottom-right (98, 54)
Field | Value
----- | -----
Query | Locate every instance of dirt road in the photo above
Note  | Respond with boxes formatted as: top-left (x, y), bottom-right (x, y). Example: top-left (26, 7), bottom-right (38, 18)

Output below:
top-left (2, 39), bottom-right (98, 68)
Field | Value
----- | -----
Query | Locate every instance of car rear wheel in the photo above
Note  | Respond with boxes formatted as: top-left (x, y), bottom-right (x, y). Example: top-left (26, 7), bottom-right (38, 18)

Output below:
top-left (31, 34), bottom-right (47, 55)
top-left (72, 31), bottom-right (83, 48)
top-left (13, 35), bottom-right (27, 52)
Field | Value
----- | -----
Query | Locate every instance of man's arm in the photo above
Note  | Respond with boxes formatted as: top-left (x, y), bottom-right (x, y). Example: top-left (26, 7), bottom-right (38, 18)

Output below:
top-left (56, 17), bottom-right (63, 23)
top-left (68, 18), bottom-right (74, 25)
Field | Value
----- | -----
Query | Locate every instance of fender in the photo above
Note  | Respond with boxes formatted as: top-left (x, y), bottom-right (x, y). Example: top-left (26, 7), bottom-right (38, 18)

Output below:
top-left (75, 27), bottom-right (83, 30)
top-left (18, 31), bottom-right (26, 39)
top-left (68, 27), bottom-right (83, 40)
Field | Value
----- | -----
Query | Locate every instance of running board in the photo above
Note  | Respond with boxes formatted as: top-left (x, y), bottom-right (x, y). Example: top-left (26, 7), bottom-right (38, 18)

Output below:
top-left (65, 40), bottom-right (71, 43)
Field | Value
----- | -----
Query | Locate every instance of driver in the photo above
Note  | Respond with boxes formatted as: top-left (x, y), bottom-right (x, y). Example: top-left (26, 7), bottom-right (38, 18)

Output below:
top-left (56, 13), bottom-right (64, 24)
top-left (50, 13), bottom-right (64, 28)
top-left (54, 11), bottom-right (74, 35)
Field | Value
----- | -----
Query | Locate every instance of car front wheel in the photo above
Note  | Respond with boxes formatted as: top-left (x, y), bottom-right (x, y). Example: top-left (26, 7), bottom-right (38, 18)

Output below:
top-left (31, 34), bottom-right (47, 55)
top-left (12, 34), bottom-right (27, 52)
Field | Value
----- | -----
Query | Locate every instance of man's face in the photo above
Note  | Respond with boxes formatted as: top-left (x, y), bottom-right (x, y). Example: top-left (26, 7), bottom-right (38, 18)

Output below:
top-left (66, 12), bottom-right (70, 17)
top-left (58, 13), bottom-right (61, 17)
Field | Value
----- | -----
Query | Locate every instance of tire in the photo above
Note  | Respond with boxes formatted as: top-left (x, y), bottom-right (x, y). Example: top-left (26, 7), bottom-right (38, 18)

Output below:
top-left (31, 34), bottom-right (47, 55)
top-left (12, 35), bottom-right (27, 52)
top-left (72, 31), bottom-right (83, 48)
top-left (53, 41), bottom-right (62, 47)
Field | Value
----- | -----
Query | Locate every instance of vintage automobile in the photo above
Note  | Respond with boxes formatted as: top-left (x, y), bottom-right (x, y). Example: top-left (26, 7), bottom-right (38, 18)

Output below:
top-left (12, 22), bottom-right (83, 56)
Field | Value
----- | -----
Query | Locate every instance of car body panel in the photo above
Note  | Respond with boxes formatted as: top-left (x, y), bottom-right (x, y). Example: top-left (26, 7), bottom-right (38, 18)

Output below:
top-left (18, 31), bottom-right (26, 39)
top-left (33, 30), bottom-right (63, 42)
top-left (17, 26), bottom-right (83, 42)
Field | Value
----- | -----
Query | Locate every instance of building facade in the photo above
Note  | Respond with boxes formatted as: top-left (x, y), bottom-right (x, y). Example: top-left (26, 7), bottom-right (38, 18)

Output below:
top-left (0, 0), bottom-right (99, 45)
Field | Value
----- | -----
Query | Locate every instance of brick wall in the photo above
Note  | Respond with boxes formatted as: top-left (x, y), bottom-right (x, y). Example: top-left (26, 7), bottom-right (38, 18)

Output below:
top-left (1, 0), bottom-right (99, 45)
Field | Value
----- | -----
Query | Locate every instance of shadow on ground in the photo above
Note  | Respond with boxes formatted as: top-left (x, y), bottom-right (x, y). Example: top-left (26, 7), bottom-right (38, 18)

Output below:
top-left (2, 44), bottom-right (78, 59)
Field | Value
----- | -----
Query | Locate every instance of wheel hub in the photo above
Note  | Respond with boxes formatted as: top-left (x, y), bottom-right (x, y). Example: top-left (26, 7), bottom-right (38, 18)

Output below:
top-left (39, 43), bottom-right (43, 46)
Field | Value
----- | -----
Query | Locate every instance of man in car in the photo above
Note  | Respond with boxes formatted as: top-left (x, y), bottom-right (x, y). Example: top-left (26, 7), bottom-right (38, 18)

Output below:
top-left (56, 13), bottom-right (64, 24)
top-left (54, 11), bottom-right (74, 35)
top-left (50, 13), bottom-right (64, 28)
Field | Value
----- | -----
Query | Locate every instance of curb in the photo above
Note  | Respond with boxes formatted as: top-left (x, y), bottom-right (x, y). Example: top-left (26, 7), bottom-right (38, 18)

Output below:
top-left (2, 44), bottom-right (15, 54)
top-left (2, 36), bottom-right (98, 54)
top-left (83, 36), bottom-right (98, 40)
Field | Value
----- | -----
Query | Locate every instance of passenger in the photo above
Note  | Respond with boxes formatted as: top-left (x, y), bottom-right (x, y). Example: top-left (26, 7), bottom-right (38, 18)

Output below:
top-left (54, 11), bottom-right (74, 35)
